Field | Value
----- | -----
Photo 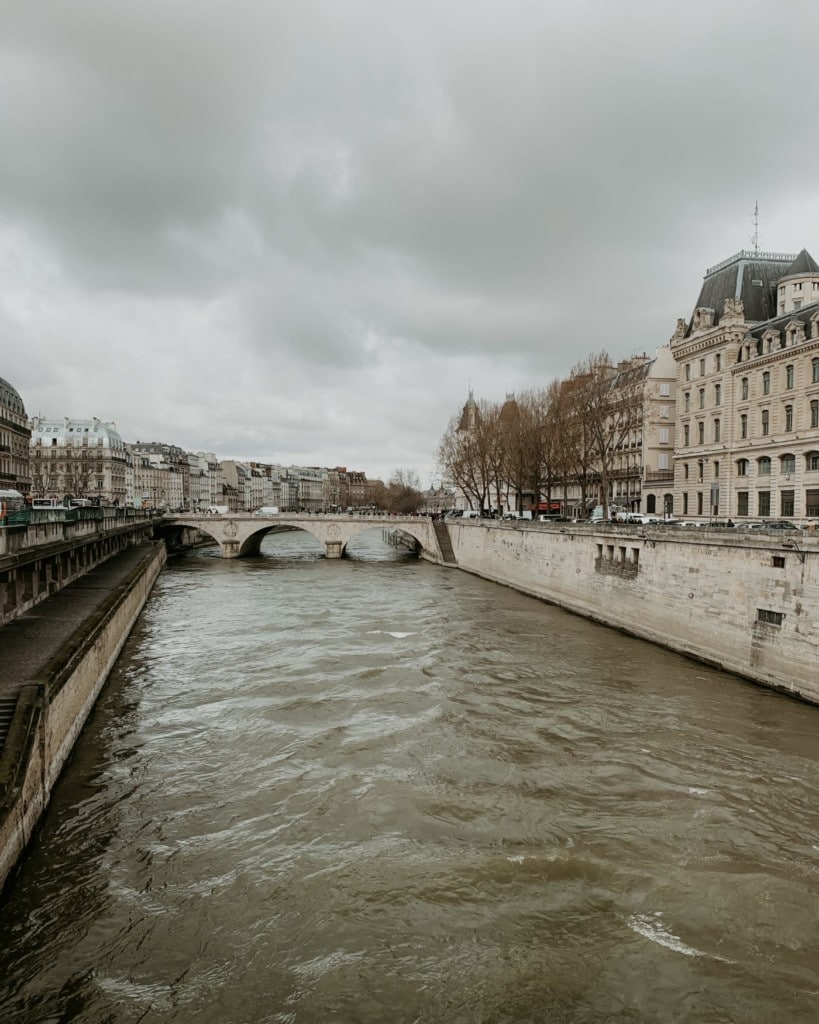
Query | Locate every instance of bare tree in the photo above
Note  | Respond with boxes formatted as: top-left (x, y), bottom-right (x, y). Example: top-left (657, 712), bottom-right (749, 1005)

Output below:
top-left (371, 469), bottom-right (424, 514)
top-left (570, 351), bottom-right (646, 519)
top-left (437, 401), bottom-right (498, 511)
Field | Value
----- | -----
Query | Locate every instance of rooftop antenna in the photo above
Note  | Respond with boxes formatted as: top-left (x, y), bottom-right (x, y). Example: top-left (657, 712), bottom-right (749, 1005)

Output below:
top-left (750, 199), bottom-right (760, 253)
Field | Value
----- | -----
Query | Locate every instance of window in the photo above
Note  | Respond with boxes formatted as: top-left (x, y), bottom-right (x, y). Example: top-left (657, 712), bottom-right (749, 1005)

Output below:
top-left (684, 392), bottom-right (690, 412)
top-left (762, 409), bottom-right (769, 436)
top-left (740, 413), bottom-right (748, 438)
top-left (697, 492), bottom-right (703, 515)
top-left (714, 383), bottom-right (721, 405)
top-left (683, 492), bottom-right (689, 515)
top-left (781, 490), bottom-right (795, 517)
top-left (758, 457), bottom-right (771, 475)
top-left (713, 419), bottom-right (721, 442)
top-left (699, 388), bottom-right (705, 409)
top-left (715, 354), bottom-right (722, 371)
top-left (782, 454), bottom-right (796, 474)
top-left (762, 371), bottom-right (770, 395)
top-left (737, 459), bottom-right (748, 476)
top-left (684, 424), bottom-right (690, 446)
top-left (758, 491), bottom-right (771, 516)
top-left (741, 377), bottom-right (749, 400)
top-left (685, 364), bottom-right (691, 381)
top-left (658, 453), bottom-right (669, 470)
top-left (699, 359), bottom-right (705, 376)
top-left (806, 488), bottom-right (819, 516)
top-left (660, 383), bottom-right (670, 397)
top-left (813, 358), bottom-right (819, 384)
top-left (697, 460), bottom-right (704, 482)
top-left (737, 491), bottom-right (749, 516)
top-left (757, 608), bottom-right (783, 626)
top-left (812, 400), bottom-right (819, 428)
top-left (698, 422), bottom-right (705, 444)
top-left (713, 461), bottom-right (720, 478)
top-left (786, 364), bottom-right (794, 388)
top-left (659, 428), bottom-right (669, 444)
top-left (807, 451), bottom-right (819, 472)
top-left (683, 463), bottom-right (690, 480)
top-left (785, 405), bottom-right (793, 431)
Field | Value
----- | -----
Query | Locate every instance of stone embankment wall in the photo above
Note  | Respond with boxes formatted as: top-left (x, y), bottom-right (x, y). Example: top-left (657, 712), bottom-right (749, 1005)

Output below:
top-left (444, 522), bottom-right (818, 705)
top-left (0, 543), bottom-right (166, 892)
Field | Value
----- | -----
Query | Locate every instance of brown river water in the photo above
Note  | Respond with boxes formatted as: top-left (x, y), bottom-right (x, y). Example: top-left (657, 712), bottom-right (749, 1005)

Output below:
top-left (0, 529), bottom-right (817, 1023)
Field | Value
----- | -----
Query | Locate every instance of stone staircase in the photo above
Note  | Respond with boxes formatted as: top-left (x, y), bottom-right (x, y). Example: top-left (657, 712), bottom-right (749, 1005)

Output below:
top-left (0, 696), bottom-right (18, 755)
top-left (433, 519), bottom-right (457, 565)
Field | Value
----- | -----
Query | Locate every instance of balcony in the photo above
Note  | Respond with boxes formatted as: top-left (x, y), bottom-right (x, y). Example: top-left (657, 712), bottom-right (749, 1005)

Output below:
top-left (643, 470), bottom-right (674, 484)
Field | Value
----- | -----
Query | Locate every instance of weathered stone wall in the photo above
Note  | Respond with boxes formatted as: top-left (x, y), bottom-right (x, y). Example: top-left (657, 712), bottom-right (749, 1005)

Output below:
top-left (0, 543), bottom-right (166, 893)
top-left (446, 522), bottom-right (818, 704)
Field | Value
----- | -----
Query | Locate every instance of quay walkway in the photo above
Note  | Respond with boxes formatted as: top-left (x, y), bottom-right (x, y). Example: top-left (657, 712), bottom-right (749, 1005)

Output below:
top-left (0, 543), bottom-right (157, 753)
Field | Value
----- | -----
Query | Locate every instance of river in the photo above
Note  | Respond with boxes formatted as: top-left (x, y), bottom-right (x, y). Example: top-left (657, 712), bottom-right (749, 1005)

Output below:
top-left (0, 529), bottom-right (817, 1023)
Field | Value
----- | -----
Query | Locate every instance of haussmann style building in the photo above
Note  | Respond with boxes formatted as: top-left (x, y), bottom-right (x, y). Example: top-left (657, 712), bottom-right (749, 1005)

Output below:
top-left (670, 247), bottom-right (819, 522)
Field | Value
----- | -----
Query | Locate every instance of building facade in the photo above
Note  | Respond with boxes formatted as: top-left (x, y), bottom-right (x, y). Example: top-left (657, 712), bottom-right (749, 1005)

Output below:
top-left (0, 377), bottom-right (32, 494)
top-left (29, 416), bottom-right (127, 505)
top-left (671, 248), bottom-right (819, 520)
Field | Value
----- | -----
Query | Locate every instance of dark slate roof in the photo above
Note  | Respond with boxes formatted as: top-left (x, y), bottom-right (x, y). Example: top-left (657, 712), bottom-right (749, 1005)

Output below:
top-left (687, 250), bottom-right (796, 334)
top-left (745, 300), bottom-right (819, 341)
top-left (456, 393), bottom-right (479, 432)
top-left (0, 377), bottom-right (26, 415)
top-left (783, 248), bottom-right (819, 277)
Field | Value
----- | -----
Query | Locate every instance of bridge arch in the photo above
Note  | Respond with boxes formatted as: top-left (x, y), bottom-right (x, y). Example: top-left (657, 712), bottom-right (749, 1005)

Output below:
top-left (161, 513), bottom-right (442, 563)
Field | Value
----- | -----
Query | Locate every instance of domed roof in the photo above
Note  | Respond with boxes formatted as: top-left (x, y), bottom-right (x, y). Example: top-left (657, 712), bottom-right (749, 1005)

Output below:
top-left (0, 377), bottom-right (26, 415)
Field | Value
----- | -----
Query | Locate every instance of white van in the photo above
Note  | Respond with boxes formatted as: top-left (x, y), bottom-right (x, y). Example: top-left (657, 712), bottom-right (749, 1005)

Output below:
top-left (256, 506), bottom-right (280, 516)
top-left (461, 509), bottom-right (481, 519)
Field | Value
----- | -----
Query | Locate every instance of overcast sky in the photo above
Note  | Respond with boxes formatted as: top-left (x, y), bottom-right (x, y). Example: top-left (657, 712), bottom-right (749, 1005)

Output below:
top-left (3, 1), bottom-right (818, 485)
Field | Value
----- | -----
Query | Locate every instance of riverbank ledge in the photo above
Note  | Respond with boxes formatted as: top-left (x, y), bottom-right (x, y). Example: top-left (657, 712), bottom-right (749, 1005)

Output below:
top-left (441, 521), bottom-right (818, 705)
top-left (0, 542), bottom-right (166, 894)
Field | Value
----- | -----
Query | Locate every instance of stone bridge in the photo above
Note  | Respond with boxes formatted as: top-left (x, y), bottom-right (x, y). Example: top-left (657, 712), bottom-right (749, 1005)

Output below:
top-left (160, 512), bottom-right (449, 561)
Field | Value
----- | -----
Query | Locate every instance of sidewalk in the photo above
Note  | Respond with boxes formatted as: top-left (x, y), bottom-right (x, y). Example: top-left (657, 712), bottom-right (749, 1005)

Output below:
top-left (0, 544), bottom-right (160, 702)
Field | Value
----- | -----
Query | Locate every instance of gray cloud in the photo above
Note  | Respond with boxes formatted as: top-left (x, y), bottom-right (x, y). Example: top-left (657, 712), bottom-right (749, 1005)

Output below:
top-left (2, 0), bottom-right (818, 483)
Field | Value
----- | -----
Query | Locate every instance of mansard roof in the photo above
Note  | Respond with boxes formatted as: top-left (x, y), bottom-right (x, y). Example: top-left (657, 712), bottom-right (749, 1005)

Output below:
top-left (30, 416), bottom-right (125, 449)
top-left (687, 250), bottom-right (797, 335)
top-left (0, 377), bottom-right (26, 415)
top-left (782, 248), bottom-right (819, 277)
top-left (456, 392), bottom-right (479, 432)
top-left (744, 299), bottom-right (819, 340)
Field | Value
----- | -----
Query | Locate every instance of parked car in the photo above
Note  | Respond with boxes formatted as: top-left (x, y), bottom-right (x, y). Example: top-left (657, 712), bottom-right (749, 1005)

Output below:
top-left (760, 520), bottom-right (803, 531)
top-left (538, 513), bottom-right (569, 522)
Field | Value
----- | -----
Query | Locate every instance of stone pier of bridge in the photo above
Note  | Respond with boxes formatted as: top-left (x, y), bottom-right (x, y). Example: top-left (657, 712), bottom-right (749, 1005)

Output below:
top-left (160, 512), bottom-right (449, 564)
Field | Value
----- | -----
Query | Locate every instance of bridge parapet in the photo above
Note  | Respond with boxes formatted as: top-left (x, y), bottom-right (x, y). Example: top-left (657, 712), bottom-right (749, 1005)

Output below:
top-left (163, 512), bottom-right (444, 562)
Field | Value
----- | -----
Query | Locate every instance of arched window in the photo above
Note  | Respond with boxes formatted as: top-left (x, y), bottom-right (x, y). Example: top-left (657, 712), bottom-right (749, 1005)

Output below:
top-left (781, 453), bottom-right (796, 474)
top-left (736, 459), bottom-right (749, 477)
top-left (740, 413), bottom-right (748, 438)
top-left (646, 494), bottom-right (656, 513)
top-left (758, 457), bottom-right (771, 476)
